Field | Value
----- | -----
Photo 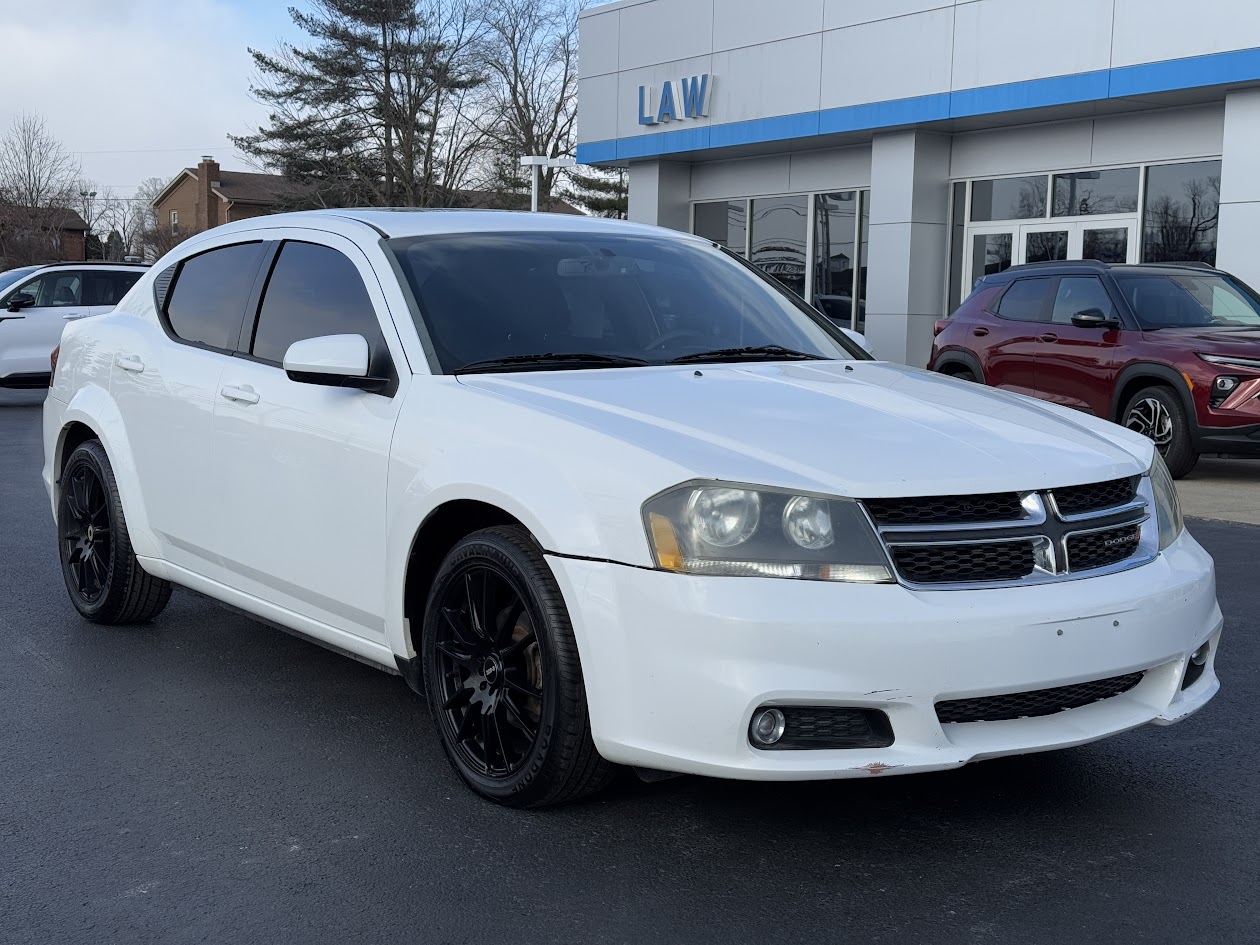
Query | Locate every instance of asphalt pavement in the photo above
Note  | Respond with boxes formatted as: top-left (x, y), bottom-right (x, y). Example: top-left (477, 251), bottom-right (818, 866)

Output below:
top-left (2, 389), bottom-right (1257, 945)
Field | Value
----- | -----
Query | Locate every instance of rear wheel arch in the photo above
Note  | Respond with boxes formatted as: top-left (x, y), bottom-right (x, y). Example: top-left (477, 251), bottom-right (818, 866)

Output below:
top-left (933, 350), bottom-right (984, 382)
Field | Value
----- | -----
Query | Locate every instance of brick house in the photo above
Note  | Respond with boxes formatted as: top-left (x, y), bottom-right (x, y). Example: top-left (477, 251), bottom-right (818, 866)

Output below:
top-left (151, 157), bottom-right (304, 236)
top-left (0, 205), bottom-right (88, 267)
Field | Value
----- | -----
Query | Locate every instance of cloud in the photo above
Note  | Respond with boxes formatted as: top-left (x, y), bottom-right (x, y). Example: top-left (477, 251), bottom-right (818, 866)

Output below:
top-left (0, 0), bottom-right (293, 196)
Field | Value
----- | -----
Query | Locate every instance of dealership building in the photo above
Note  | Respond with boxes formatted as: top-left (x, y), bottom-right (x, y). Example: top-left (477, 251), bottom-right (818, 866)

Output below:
top-left (576, 0), bottom-right (1260, 366)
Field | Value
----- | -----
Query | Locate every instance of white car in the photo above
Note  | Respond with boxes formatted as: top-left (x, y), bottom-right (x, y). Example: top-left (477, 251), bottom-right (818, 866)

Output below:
top-left (0, 262), bottom-right (146, 388)
top-left (42, 211), bottom-right (1221, 807)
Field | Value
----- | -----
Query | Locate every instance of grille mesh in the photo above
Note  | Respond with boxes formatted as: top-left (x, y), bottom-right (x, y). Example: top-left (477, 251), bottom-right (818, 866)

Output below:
top-left (891, 540), bottom-right (1035, 584)
top-left (936, 672), bottom-right (1144, 724)
top-left (1052, 477), bottom-right (1138, 516)
top-left (864, 492), bottom-right (1024, 526)
top-left (1066, 524), bottom-right (1142, 571)
top-left (772, 707), bottom-right (894, 750)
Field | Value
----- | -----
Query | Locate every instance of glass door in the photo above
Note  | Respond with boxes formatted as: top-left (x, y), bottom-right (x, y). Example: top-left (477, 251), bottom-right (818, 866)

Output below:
top-left (964, 227), bottom-right (1015, 290)
top-left (1077, 220), bottom-right (1137, 264)
top-left (1020, 224), bottom-right (1070, 264)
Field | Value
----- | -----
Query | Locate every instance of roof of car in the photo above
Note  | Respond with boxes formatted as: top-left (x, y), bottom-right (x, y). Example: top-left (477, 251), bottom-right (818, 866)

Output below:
top-left (989, 259), bottom-right (1222, 281)
top-left (183, 208), bottom-right (703, 244)
top-left (26, 261), bottom-right (150, 271)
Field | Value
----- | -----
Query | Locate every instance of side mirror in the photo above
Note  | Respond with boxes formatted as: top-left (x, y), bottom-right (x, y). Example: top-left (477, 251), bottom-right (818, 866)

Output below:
top-left (1071, 307), bottom-right (1119, 329)
top-left (7, 292), bottom-right (35, 313)
top-left (840, 327), bottom-right (875, 357)
top-left (282, 334), bottom-right (385, 391)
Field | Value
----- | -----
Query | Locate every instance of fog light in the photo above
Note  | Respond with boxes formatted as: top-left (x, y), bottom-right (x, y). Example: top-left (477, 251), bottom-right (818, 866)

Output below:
top-left (1191, 642), bottom-right (1210, 666)
top-left (1215, 376), bottom-right (1239, 393)
top-left (749, 707), bottom-right (786, 746)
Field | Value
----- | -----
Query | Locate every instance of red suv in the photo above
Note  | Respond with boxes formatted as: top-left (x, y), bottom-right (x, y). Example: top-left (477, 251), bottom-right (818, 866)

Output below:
top-left (929, 260), bottom-right (1260, 478)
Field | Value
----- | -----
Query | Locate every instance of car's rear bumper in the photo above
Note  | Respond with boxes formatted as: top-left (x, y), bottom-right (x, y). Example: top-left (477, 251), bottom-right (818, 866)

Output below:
top-left (548, 529), bottom-right (1221, 780)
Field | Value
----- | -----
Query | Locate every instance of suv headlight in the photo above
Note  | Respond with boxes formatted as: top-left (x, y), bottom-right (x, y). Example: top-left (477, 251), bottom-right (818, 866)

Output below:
top-left (643, 481), bottom-right (893, 582)
top-left (1148, 451), bottom-right (1184, 551)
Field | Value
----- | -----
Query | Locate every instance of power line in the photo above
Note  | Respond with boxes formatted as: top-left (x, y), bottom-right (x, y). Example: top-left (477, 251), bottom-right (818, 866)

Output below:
top-left (71, 147), bottom-right (227, 155)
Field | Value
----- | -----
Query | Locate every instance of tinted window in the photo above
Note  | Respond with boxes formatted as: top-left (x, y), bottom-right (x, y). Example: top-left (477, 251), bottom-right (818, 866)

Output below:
top-left (970, 176), bottom-right (1047, 221)
top-left (1142, 160), bottom-right (1222, 265)
top-left (12, 271), bottom-right (81, 307)
top-left (1113, 272), bottom-right (1260, 329)
top-left (166, 243), bottom-right (265, 350)
top-left (388, 232), bottom-right (861, 374)
top-left (1052, 168), bottom-right (1139, 216)
top-left (1052, 277), bottom-right (1115, 324)
top-left (251, 241), bottom-right (388, 370)
top-left (997, 278), bottom-right (1054, 321)
top-left (971, 233), bottom-right (1012, 282)
top-left (693, 200), bottom-right (747, 255)
top-left (750, 195), bottom-right (808, 296)
top-left (83, 270), bottom-right (142, 307)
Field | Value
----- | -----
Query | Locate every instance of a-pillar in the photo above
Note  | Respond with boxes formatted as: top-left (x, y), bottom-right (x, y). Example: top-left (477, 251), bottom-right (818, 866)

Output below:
top-left (864, 131), bottom-right (951, 367)
top-left (627, 161), bottom-right (691, 232)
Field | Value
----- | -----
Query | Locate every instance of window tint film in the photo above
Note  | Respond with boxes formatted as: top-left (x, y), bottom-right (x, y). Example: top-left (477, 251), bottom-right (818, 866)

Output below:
top-left (251, 241), bottom-right (388, 371)
top-left (1051, 277), bottom-right (1114, 324)
top-left (388, 232), bottom-right (860, 374)
top-left (1113, 272), bottom-right (1260, 329)
top-left (84, 271), bottom-right (141, 307)
top-left (166, 243), bottom-right (265, 350)
top-left (996, 278), bottom-right (1054, 322)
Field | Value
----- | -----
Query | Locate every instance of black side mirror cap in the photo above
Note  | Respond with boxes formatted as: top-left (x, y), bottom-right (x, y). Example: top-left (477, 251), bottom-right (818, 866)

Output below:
top-left (6, 293), bottom-right (35, 313)
top-left (1071, 307), bottom-right (1120, 329)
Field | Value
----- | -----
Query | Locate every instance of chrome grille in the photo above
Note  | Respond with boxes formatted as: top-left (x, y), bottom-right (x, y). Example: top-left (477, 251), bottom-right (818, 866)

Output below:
top-left (863, 476), bottom-right (1154, 589)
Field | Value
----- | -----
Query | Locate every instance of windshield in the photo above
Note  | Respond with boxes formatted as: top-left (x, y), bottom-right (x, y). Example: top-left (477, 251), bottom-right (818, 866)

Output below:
top-left (1113, 271), bottom-right (1260, 330)
top-left (387, 231), bottom-right (864, 373)
top-left (0, 266), bottom-right (39, 297)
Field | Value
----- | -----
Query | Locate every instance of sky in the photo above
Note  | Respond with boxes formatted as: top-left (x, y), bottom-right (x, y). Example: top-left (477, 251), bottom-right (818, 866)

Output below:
top-left (0, 0), bottom-right (307, 202)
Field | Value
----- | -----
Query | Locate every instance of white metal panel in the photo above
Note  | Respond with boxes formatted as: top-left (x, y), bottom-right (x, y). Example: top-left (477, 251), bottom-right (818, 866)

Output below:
top-left (951, 0), bottom-right (1114, 90)
top-left (614, 55), bottom-right (715, 138)
top-left (823, 0), bottom-right (955, 31)
top-left (1091, 105), bottom-right (1225, 166)
top-left (578, 74), bottom-right (620, 143)
top-left (1112, 0), bottom-right (1260, 68)
top-left (713, 0), bottom-right (823, 52)
top-left (617, 0), bottom-right (714, 72)
top-left (950, 120), bottom-right (1095, 179)
top-left (787, 145), bottom-right (873, 192)
top-left (1220, 90), bottom-right (1260, 205)
top-left (690, 155), bottom-right (791, 200)
top-left (710, 33), bottom-right (823, 125)
top-left (579, 9), bottom-right (621, 78)
top-left (819, 8), bottom-right (954, 110)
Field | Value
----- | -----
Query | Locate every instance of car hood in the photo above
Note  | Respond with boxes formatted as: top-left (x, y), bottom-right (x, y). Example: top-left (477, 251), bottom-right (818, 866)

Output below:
top-left (457, 361), bottom-right (1152, 498)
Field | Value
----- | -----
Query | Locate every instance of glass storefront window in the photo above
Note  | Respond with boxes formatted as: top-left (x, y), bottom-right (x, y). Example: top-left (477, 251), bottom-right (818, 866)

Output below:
top-left (750, 195), bottom-right (808, 296)
top-left (856, 194), bottom-right (869, 333)
top-left (1025, 230), bottom-right (1068, 263)
top-left (1142, 160), bottom-right (1222, 265)
top-left (970, 176), bottom-right (1047, 221)
top-left (812, 192), bottom-right (857, 325)
top-left (971, 233), bottom-right (1013, 281)
top-left (1052, 168), bottom-right (1139, 216)
top-left (693, 200), bottom-right (747, 255)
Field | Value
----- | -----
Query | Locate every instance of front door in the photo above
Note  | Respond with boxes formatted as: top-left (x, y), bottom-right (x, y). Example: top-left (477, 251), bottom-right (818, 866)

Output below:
top-left (0, 269), bottom-right (85, 383)
top-left (209, 235), bottom-right (406, 644)
top-left (1033, 274), bottom-right (1124, 416)
top-left (965, 219), bottom-right (1140, 289)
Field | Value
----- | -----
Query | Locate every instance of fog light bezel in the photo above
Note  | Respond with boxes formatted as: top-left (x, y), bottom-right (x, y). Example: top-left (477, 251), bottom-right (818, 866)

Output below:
top-left (749, 707), bottom-right (786, 746)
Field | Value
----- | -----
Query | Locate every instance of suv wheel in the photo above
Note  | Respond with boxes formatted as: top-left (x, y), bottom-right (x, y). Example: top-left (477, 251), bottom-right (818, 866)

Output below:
top-left (421, 526), bottom-right (616, 807)
top-left (1122, 386), bottom-right (1198, 479)
top-left (58, 440), bottom-right (173, 623)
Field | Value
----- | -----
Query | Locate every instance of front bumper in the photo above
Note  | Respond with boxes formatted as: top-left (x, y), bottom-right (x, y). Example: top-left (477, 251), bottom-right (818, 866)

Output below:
top-left (548, 529), bottom-right (1221, 780)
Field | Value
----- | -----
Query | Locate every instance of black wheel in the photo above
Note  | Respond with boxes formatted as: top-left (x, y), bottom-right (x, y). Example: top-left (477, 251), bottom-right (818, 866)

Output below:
top-left (1122, 385), bottom-right (1198, 478)
top-left (421, 525), bottom-right (615, 807)
top-left (58, 440), bottom-right (172, 624)
top-left (950, 367), bottom-right (980, 383)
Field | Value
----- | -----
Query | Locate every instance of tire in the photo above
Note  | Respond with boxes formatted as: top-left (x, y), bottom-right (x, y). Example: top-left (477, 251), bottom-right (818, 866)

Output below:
top-left (58, 440), bottom-right (173, 624)
top-left (421, 525), bottom-right (615, 807)
top-left (1122, 385), bottom-right (1198, 479)
top-left (949, 367), bottom-right (980, 383)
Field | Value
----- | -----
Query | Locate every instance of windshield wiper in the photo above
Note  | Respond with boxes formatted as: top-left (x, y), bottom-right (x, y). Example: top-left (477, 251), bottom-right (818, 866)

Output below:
top-left (668, 344), bottom-right (829, 365)
top-left (454, 352), bottom-right (651, 375)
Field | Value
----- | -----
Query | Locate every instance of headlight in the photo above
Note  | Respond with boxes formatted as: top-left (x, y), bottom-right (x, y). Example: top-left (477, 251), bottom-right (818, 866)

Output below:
top-left (643, 481), bottom-right (893, 582)
top-left (1148, 451), bottom-right (1184, 551)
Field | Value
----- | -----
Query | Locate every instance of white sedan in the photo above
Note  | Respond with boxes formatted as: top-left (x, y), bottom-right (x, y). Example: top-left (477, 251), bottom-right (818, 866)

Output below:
top-left (43, 210), bottom-right (1221, 807)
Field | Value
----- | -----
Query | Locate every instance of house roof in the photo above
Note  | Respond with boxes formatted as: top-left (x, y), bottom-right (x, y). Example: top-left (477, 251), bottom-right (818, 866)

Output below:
top-left (0, 204), bottom-right (88, 231)
top-left (151, 166), bottom-right (305, 209)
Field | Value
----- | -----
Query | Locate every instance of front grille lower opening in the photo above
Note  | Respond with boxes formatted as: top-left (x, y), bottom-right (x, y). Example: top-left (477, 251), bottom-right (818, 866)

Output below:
top-left (891, 540), bottom-right (1035, 585)
top-left (936, 671), bottom-right (1145, 724)
top-left (1052, 476), bottom-right (1139, 516)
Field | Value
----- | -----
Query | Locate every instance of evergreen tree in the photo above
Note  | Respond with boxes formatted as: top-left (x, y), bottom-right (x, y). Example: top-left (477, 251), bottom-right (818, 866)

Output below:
top-left (568, 167), bottom-right (627, 219)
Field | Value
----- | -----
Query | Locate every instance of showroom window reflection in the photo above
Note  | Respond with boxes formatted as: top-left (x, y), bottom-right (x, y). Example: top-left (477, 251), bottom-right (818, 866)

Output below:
top-left (692, 190), bottom-right (870, 331)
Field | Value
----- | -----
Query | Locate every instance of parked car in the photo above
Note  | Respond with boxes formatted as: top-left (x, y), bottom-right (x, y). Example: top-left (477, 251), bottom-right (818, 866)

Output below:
top-left (44, 212), bottom-right (1220, 807)
top-left (930, 260), bottom-right (1260, 478)
top-left (0, 261), bottom-right (147, 389)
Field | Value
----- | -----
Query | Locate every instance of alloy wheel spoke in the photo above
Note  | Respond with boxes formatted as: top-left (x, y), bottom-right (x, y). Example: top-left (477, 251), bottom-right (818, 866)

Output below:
top-left (441, 686), bottom-right (473, 712)
top-left (501, 692), bottom-right (537, 739)
top-left (500, 627), bottom-right (535, 660)
top-left (435, 639), bottom-right (476, 668)
top-left (503, 674), bottom-right (542, 700)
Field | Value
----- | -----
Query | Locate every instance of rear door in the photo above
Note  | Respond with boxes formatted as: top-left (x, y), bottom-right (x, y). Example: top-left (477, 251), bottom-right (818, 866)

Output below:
top-left (82, 269), bottom-right (144, 316)
top-left (1033, 275), bottom-right (1123, 415)
top-left (0, 269), bottom-right (85, 383)
top-left (981, 276), bottom-right (1055, 397)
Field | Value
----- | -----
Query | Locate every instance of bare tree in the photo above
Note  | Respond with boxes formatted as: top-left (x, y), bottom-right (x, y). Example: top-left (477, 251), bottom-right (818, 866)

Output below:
top-left (0, 113), bottom-right (83, 266)
top-left (95, 188), bottom-right (151, 261)
top-left (133, 177), bottom-right (189, 261)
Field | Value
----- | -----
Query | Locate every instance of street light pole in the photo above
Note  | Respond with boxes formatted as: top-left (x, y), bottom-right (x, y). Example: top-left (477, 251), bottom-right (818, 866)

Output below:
top-left (519, 155), bottom-right (577, 212)
top-left (78, 189), bottom-right (97, 259)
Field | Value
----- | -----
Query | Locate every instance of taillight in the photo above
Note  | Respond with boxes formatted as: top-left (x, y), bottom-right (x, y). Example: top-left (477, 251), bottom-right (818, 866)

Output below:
top-left (933, 319), bottom-right (949, 336)
top-left (50, 345), bottom-right (60, 377)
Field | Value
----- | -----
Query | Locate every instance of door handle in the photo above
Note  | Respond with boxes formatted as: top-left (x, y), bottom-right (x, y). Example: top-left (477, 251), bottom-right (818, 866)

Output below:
top-left (220, 384), bottom-right (260, 405)
top-left (114, 354), bottom-right (145, 373)
top-left (62, 312), bottom-right (87, 320)
top-left (972, 327), bottom-right (989, 337)
top-left (1039, 333), bottom-right (1059, 343)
